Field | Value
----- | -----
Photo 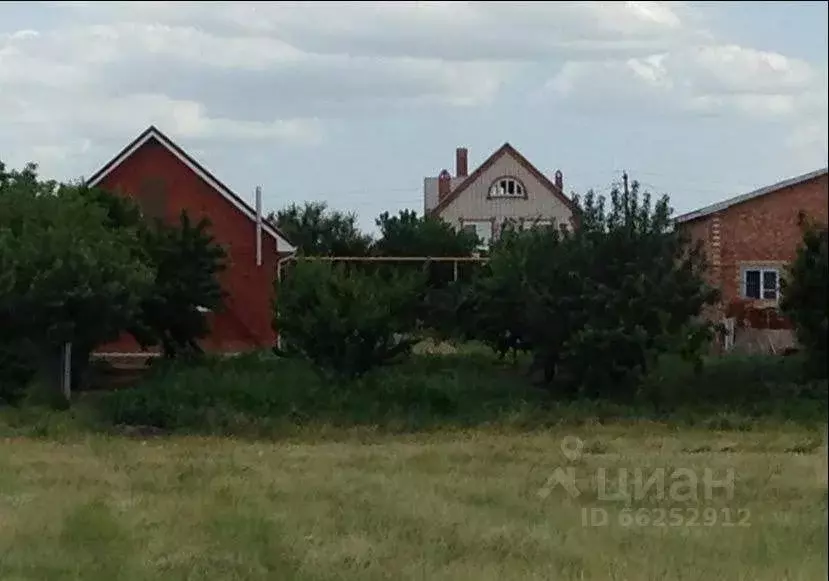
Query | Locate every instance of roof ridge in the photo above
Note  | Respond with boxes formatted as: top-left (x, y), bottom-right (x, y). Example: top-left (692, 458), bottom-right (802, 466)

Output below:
top-left (675, 166), bottom-right (828, 223)
top-left (428, 143), bottom-right (575, 216)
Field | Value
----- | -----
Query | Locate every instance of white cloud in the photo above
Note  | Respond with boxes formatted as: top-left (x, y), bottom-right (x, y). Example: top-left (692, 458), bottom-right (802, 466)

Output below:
top-left (547, 44), bottom-right (823, 111)
top-left (1, 1), bottom-right (826, 183)
top-left (1, 1), bottom-right (700, 179)
top-left (544, 42), bottom-right (828, 164)
top-left (52, 1), bottom-right (695, 61)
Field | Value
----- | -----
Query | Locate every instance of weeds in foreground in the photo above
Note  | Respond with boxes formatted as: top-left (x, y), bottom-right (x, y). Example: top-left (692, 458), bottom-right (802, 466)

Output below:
top-left (77, 349), bottom-right (827, 436)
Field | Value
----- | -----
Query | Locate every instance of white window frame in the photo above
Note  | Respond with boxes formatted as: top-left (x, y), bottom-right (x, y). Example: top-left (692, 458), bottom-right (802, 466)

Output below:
top-left (742, 266), bottom-right (780, 301)
top-left (488, 177), bottom-right (526, 199)
top-left (461, 220), bottom-right (493, 249)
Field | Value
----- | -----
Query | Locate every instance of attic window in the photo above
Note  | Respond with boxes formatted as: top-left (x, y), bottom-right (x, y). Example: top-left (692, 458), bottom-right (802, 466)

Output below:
top-left (489, 177), bottom-right (526, 198)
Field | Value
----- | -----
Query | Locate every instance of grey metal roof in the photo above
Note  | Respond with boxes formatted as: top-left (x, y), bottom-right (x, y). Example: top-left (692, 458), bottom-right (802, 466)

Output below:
top-left (674, 166), bottom-right (828, 223)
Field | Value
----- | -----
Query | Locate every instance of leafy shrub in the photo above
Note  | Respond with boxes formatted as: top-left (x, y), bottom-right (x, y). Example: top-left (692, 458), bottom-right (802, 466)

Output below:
top-left (781, 223), bottom-right (828, 378)
top-left (84, 188), bottom-right (227, 360)
top-left (129, 211), bottom-right (227, 359)
top-left (95, 347), bottom-right (827, 434)
top-left (97, 350), bottom-right (548, 432)
top-left (0, 341), bottom-right (35, 405)
top-left (274, 261), bottom-right (426, 378)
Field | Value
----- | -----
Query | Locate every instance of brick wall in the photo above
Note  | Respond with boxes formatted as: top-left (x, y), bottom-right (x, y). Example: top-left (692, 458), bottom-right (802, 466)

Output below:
top-left (716, 173), bottom-right (827, 306)
top-left (681, 173), bottom-right (827, 307)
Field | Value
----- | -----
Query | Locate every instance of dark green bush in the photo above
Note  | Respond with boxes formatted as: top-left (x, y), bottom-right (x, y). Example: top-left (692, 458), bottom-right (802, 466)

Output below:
top-left (638, 352), bottom-right (827, 420)
top-left (0, 341), bottom-right (35, 405)
top-left (781, 223), bottom-right (828, 378)
top-left (274, 260), bottom-right (426, 378)
top-left (94, 347), bottom-right (826, 434)
top-left (465, 181), bottom-right (718, 399)
top-left (97, 350), bottom-right (548, 432)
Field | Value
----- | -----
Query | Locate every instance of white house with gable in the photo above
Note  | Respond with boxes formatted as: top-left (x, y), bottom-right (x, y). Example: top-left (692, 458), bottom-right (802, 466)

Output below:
top-left (423, 143), bottom-right (577, 247)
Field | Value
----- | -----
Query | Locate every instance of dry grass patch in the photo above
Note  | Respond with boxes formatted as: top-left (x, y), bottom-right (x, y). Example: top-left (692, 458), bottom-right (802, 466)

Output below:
top-left (0, 425), bottom-right (826, 581)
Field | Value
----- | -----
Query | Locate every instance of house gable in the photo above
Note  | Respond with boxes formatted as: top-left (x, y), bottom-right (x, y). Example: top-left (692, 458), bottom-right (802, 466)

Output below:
top-left (428, 143), bottom-right (576, 229)
top-left (86, 126), bottom-right (295, 252)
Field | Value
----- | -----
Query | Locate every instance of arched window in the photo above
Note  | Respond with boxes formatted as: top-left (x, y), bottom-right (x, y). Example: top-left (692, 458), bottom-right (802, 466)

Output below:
top-left (488, 177), bottom-right (526, 198)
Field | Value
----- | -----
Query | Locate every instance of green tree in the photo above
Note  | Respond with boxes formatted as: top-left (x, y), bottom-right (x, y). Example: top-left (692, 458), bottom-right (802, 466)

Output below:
top-left (275, 260), bottom-right (424, 378)
top-left (269, 201), bottom-right (372, 256)
top-left (131, 212), bottom-right (227, 359)
top-left (80, 188), bottom-right (227, 360)
top-left (0, 162), bottom-right (153, 404)
top-left (781, 221), bottom-right (828, 378)
top-left (373, 209), bottom-right (478, 258)
top-left (468, 177), bottom-right (717, 398)
top-left (373, 209), bottom-right (480, 340)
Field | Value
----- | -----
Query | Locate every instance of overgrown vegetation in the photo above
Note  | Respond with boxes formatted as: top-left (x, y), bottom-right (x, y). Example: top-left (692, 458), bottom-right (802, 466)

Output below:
top-left (2, 156), bottom-right (824, 436)
top-left (0, 163), bottom-right (153, 404)
top-left (276, 177), bottom-right (718, 399)
top-left (467, 181), bottom-right (717, 398)
top-left (89, 348), bottom-right (827, 435)
top-left (275, 261), bottom-right (425, 378)
top-left (129, 212), bottom-right (226, 359)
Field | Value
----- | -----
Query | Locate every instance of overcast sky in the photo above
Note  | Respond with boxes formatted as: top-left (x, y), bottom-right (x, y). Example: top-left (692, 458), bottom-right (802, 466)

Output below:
top-left (1, 1), bottom-right (827, 233)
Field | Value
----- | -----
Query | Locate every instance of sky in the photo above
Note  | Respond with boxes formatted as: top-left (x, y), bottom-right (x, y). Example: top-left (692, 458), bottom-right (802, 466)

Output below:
top-left (1, 1), bottom-right (827, 233)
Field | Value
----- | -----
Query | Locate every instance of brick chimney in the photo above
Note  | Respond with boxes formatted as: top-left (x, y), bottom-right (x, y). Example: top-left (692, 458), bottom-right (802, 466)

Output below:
top-left (554, 170), bottom-right (563, 192)
top-left (438, 169), bottom-right (452, 200)
top-left (456, 147), bottom-right (468, 178)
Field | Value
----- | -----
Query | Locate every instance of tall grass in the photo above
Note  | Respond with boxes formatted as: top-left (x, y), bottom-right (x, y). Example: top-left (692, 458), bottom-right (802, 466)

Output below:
top-left (90, 348), bottom-right (827, 436)
top-left (640, 352), bottom-right (826, 418)
top-left (97, 350), bottom-right (549, 434)
top-left (1, 427), bottom-right (826, 581)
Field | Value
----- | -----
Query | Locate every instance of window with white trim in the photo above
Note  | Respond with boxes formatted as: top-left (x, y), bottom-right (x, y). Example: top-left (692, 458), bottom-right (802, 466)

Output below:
top-left (743, 267), bottom-right (780, 300)
top-left (489, 177), bottom-right (526, 198)
top-left (462, 220), bottom-right (492, 248)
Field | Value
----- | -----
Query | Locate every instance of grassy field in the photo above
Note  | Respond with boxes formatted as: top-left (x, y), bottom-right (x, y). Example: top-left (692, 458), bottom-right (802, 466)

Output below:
top-left (1, 424), bottom-right (827, 581)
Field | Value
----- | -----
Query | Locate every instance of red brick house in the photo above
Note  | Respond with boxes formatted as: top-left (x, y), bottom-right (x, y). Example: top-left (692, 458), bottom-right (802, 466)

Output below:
top-left (675, 167), bottom-right (828, 350)
top-left (87, 126), bottom-right (295, 356)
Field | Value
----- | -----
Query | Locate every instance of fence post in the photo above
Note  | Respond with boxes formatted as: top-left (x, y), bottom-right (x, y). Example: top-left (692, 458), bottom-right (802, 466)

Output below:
top-left (61, 342), bottom-right (72, 401)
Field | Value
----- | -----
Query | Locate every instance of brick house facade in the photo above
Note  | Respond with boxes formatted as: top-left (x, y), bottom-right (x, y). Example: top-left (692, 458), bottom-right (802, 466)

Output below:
top-left (676, 167), bottom-right (828, 349)
top-left (86, 126), bottom-right (294, 355)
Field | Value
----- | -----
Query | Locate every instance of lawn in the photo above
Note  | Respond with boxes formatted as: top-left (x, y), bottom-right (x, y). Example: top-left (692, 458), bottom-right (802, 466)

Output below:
top-left (1, 424), bottom-right (826, 581)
